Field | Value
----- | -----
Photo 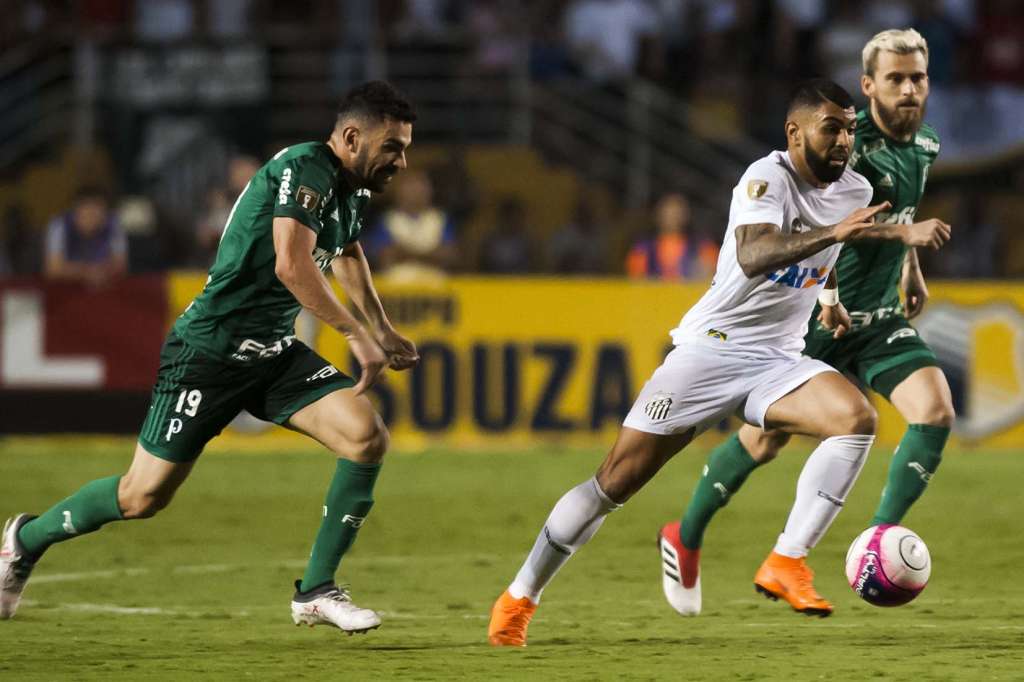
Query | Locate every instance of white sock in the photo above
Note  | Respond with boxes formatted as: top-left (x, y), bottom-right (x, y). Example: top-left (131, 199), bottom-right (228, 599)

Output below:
top-left (508, 477), bottom-right (621, 603)
top-left (774, 434), bottom-right (875, 558)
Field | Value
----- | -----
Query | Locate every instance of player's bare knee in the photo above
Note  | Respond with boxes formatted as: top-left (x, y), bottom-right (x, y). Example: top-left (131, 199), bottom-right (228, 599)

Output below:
top-left (831, 399), bottom-right (877, 436)
top-left (340, 414), bottom-right (389, 463)
top-left (921, 400), bottom-right (955, 428)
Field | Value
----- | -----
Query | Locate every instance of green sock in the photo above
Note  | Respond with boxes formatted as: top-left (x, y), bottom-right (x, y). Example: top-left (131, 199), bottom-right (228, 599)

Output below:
top-left (17, 475), bottom-right (124, 557)
top-left (300, 459), bottom-right (381, 592)
top-left (679, 434), bottom-right (759, 549)
top-left (871, 424), bottom-right (949, 526)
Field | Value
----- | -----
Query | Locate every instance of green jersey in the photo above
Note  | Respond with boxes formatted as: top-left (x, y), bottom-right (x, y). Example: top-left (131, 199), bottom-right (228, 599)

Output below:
top-left (174, 142), bottom-right (370, 363)
top-left (829, 108), bottom-right (940, 331)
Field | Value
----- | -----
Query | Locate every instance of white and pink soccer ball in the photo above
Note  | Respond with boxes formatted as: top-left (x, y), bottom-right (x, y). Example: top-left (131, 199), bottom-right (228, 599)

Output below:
top-left (845, 524), bottom-right (931, 607)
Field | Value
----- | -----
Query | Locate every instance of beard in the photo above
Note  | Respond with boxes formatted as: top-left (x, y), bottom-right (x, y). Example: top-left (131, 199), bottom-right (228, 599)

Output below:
top-left (875, 97), bottom-right (926, 139)
top-left (804, 142), bottom-right (847, 184)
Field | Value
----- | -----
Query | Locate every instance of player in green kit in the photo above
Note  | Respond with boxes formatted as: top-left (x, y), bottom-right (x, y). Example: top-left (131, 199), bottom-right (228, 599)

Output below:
top-left (658, 29), bottom-right (955, 616)
top-left (1, 81), bottom-right (419, 633)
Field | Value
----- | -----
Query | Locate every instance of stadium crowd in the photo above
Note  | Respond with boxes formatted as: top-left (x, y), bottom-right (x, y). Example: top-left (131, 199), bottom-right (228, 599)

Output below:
top-left (1, 0), bottom-right (1021, 280)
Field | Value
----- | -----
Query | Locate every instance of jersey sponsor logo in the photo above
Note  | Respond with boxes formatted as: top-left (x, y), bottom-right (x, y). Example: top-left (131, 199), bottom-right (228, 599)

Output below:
top-left (766, 265), bottom-right (827, 289)
top-left (278, 168), bottom-right (293, 205)
top-left (312, 246), bottom-right (343, 272)
top-left (879, 173), bottom-right (894, 188)
top-left (915, 135), bottom-right (939, 153)
top-left (296, 186), bottom-right (320, 211)
top-left (875, 207), bottom-right (916, 225)
top-left (306, 365), bottom-right (339, 382)
top-left (341, 514), bottom-right (366, 528)
top-left (644, 392), bottom-right (673, 422)
top-left (705, 328), bottom-right (728, 341)
top-left (846, 305), bottom-right (901, 331)
top-left (232, 335), bottom-right (297, 361)
top-left (886, 327), bottom-right (918, 344)
top-left (747, 179), bottom-right (768, 199)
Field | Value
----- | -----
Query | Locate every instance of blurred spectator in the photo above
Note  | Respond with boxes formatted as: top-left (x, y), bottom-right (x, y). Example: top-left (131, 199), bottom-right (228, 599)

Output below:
top-left (912, 0), bottom-right (963, 85)
top-left (479, 196), bottom-right (535, 273)
top-left (819, 0), bottom-right (878, 95)
top-left (194, 155), bottom-right (260, 266)
top-left (134, 0), bottom-right (195, 42)
top-left (44, 187), bottom-right (127, 286)
top-left (564, 0), bottom-right (659, 82)
top-left (0, 205), bottom-right (37, 276)
top-left (547, 196), bottom-right (608, 273)
top-left (389, 0), bottom-right (454, 43)
top-left (370, 169), bottom-right (458, 282)
top-left (118, 195), bottom-right (165, 272)
top-left (467, 0), bottom-right (527, 74)
top-left (428, 148), bottom-right (480, 229)
top-left (974, 0), bottom-right (1024, 86)
top-left (626, 192), bottom-right (717, 280)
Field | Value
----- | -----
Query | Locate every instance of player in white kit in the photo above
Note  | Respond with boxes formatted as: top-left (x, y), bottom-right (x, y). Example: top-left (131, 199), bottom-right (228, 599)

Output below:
top-left (488, 79), bottom-right (891, 645)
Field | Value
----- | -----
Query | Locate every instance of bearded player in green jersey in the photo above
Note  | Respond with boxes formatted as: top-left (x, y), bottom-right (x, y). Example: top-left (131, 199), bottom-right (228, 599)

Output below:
top-left (1, 81), bottom-right (420, 633)
top-left (658, 29), bottom-right (955, 617)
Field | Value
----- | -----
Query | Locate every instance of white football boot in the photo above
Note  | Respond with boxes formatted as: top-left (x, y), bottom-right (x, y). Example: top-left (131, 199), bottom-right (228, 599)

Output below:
top-left (290, 581), bottom-right (381, 634)
top-left (659, 521), bottom-right (702, 616)
top-left (1, 514), bottom-right (39, 620)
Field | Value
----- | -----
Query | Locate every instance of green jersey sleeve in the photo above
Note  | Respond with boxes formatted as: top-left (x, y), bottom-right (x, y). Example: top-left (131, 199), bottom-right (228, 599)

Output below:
top-left (272, 157), bottom-right (336, 234)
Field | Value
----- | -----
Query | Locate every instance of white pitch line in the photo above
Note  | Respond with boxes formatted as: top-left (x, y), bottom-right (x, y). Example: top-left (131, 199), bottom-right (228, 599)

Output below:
top-left (29, 555), bottom-right (500, 584)
top-left (31, 568), bottom-right (149, 585)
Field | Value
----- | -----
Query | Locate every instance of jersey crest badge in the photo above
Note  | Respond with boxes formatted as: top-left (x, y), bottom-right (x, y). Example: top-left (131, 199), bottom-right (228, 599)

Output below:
top-left (296, 186), bottom-right (321, 211)
top-left (644, 392), bottom-right (674, 422)
top-left (747, 180), bottom-right (768, 199)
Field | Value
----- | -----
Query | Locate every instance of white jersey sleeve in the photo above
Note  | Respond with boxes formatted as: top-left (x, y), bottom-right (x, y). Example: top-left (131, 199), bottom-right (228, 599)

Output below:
top-left (730, 158), bottom-right (789, 229)
top-left (671, 151), bottom-right (872, 354)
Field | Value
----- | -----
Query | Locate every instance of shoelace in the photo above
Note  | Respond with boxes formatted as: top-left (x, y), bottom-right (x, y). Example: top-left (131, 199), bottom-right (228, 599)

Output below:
top-left (325, 588), bottom-right (354, 604)
top-left (793, 563), bottom-right (820, 596)
top-left (500, 604), bottom-right (532, 632)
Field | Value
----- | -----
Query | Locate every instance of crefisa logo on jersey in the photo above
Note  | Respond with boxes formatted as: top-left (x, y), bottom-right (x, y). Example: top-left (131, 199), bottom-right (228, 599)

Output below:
top-left (915, 301), bottom-right (1024, 440)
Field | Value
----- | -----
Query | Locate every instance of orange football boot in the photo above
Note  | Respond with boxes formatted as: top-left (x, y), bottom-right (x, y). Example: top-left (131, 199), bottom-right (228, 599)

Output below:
top-left (488, 590), bottom-right (538, 647)
top-left (753, 551), bottom-right (833, 617)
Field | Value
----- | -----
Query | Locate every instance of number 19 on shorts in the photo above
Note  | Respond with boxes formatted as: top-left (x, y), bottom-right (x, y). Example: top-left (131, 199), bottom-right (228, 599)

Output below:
top-left (166, 389), bottom-right (203, 441)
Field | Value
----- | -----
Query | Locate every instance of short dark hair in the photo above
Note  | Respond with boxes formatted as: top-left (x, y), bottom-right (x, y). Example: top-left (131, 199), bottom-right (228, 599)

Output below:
top-left (787, 78), bottom-right (855, 116)
top-left (337, 81), bottom-right (417, 124)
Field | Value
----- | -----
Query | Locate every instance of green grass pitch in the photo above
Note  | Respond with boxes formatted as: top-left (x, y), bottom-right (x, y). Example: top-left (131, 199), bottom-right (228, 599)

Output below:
top-left (1, 437), bottom-right (1022, 680)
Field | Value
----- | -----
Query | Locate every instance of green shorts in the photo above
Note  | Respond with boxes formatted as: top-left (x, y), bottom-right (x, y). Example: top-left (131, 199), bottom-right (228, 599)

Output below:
top-left (138, 332), bottom-right (355, 462)
top-left (803, 315), bottom-right (938, 400)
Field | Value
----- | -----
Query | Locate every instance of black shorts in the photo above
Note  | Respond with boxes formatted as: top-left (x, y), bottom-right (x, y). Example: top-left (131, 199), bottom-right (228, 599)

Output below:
top-left (138, 332), bottom-right (355, 462)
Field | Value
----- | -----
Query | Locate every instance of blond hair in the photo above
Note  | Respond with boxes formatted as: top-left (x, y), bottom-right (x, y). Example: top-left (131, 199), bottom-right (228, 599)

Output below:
top-left (862, 29), bottom-right (929, 76)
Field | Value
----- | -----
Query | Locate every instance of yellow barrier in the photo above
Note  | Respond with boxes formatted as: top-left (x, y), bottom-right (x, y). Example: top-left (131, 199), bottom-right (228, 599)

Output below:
top-left (168, 274), bottom-right (1024, 451)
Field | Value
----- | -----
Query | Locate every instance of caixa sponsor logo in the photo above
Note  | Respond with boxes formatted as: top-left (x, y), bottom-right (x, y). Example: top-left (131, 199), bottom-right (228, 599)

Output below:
top-left (765, 265), bottom-right (827, 289)
top-left (915, 302), bottom-right (1024, 440)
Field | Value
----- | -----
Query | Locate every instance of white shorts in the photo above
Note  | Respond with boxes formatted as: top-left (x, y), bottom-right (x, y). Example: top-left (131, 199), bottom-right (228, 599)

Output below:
top-left (622, 336), bottom-right (837, 437)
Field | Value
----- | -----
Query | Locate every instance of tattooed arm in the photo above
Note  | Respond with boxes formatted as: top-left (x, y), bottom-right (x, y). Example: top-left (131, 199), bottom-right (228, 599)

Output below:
top-left (734, 201), bottom-right (891, 278)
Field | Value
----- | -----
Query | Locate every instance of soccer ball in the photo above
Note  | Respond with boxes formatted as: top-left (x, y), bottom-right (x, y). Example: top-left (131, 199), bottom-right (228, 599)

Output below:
top-left (845, 524), bottom-right (931, 606)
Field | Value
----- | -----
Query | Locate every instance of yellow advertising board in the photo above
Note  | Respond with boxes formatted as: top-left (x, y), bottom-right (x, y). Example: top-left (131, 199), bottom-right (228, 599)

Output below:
top-left (167, 274), bottom-right (1024, 451)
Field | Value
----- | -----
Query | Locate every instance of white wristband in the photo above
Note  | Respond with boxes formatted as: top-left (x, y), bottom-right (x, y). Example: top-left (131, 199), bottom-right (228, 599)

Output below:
top-left (818, 287), bottom-right (839, 306)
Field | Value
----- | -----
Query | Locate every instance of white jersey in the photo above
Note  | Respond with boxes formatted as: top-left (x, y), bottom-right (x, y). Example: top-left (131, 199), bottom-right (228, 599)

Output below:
top-left (672, 150), bottom-right (872, 354)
